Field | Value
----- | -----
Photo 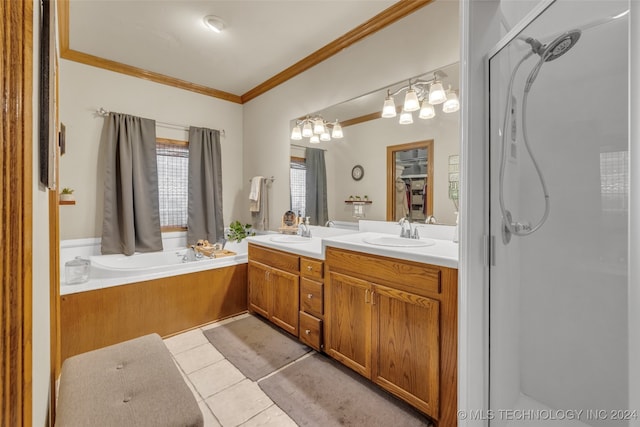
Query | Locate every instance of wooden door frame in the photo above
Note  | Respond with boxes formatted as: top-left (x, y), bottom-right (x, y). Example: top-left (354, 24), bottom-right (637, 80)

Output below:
top-left (1, 1), bottom-right (34, 425)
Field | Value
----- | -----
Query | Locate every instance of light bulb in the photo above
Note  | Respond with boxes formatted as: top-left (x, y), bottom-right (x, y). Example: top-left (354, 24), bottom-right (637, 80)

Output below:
top-left (403, 89), bottom-right (420, 112)
top-left (399, 110), bottom-right (413, 125)
top-left (442, 91), bottom-right (460, 113)
top-left (290, 125), bottom-right (302, 140)
top-left (302, 122), bottom-right (313, 138)
top-left (418, 100), bottom-right (435, 119)
top-left (331, 122), bottom-right (343, 139)
top-left (313, 118), bottom-right (325, 135)
top-left (381, 96), bottom-right (397, 118)
top-left (309, 135), bottom-right (320, 144)
top-left (428, 82), bottom-right (446, 105)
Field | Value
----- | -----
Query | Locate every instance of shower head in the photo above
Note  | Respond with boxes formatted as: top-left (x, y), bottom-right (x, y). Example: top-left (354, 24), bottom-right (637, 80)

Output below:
top-left (526, 30), bottom-right (581, 62)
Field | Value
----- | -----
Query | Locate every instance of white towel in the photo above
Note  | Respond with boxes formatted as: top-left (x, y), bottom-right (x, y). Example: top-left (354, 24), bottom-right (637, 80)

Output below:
top-left (249, 176), bottom-right (263, 212)
top-left (249, 176), bottom-right (263, 201)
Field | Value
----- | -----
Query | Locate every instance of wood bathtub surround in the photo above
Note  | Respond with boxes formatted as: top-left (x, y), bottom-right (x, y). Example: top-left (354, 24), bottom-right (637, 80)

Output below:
top-left (60, 264), bottom-right (248, 361)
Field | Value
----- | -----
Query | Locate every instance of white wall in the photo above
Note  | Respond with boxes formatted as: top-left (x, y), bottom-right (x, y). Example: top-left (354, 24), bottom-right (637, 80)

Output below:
top-left (242, 1), bottom-right (460, 229)
top-left (32, 0), bottom-right (51, 424)
top-left (58, 61), bottom-right (244, 239)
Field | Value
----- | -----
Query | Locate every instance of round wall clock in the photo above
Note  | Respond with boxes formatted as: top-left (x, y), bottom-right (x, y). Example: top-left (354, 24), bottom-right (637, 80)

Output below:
top-left (351, 165), bottom-right (364, 181)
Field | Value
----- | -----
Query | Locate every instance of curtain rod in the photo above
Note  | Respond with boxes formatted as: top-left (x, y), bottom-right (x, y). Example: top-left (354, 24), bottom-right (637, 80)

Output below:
top-left (96, 108), bottom-right (226, 138)
top-left (248, 176), bottom-right (275, 183)
top-left (291, 143), bottom-right (327, 151)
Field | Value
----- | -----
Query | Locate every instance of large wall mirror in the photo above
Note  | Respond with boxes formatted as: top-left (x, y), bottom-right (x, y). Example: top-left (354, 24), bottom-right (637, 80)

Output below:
top-left (290, 62), bottom-right (460, 225)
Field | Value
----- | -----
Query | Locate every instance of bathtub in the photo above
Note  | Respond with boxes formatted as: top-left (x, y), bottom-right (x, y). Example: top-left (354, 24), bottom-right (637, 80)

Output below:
top-left (61, 237), bottom-right (248, 295)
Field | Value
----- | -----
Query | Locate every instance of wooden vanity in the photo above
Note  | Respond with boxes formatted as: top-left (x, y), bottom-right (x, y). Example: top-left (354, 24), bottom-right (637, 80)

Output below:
top-left (247, 241), bottom-right (458, 426)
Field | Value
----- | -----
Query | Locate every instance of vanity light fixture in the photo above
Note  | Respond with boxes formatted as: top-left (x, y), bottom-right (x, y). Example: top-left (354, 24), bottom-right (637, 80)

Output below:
top-left (442, 88), bottom-right (460, 113)
top-left (203, 15), bottom-right (226, 33)
top-left (291, 116), bottom-right (344, 142)
top-left (399, 109), bottom-right (414, 125)
top-left (380, 70), bottom-right (460, 123)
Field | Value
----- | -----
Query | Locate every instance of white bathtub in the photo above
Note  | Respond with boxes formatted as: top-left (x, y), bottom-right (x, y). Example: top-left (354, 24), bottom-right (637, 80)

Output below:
top-left (61, 238), bottom-right (248, 295)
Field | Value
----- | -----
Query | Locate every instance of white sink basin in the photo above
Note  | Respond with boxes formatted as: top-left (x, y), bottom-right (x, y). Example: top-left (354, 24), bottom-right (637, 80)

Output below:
top-left (269, 235), bottom-right (312, 244)
top-left (362, 236), bottom-right (436, 247)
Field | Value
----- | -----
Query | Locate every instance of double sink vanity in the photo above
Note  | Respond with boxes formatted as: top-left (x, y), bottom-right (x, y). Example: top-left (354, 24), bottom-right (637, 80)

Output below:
top-left (246, 223), bottom-right (458, 427)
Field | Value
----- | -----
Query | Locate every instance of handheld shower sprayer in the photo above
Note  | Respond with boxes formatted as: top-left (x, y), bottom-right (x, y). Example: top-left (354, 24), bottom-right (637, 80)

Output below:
top-left (499, 29), bottom-right (581, 244)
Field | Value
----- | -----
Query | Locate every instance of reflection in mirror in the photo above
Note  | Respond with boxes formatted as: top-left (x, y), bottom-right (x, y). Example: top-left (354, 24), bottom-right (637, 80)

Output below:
top-left (290, 62), bottom-right (460, 225)
top-left (386, 141), bottom-right (434, 222)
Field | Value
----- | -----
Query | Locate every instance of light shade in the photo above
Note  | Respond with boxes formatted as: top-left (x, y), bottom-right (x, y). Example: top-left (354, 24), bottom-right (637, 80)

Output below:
top-left (399, 110), bottom-right (413, 125)
top-left (418, 100), bottom-right (435, 119)
top-left (309, 135), bottom-right (320, 144)
top-left (442, 91), bottom-right (460, 113)
top-left (381, 96), bottom-right (397, 118)
top-left (403, 89), bottom-right (420, 112)
top-left (331, 122), bottom-right (343, 139)
top-left (428, 82), bottom-right (447, 105)
top-left (290, 125), bottom-right (302, 140)
top-left (320, 130), bottom-right (331, 141)
top-left (313, 118), bottom-right (325, 135)
top-left (203, 15), bottom-right (226, 33)
top-left (302, 122), bottom-right (313, 138)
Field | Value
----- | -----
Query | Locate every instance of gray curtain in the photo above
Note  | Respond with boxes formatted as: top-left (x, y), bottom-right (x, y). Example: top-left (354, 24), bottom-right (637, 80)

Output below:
top-left (187, 127), bottom-right (224, 245)
top-left (305, 148), bottom-right (328, 226)
top-left (101, 113), bottom-right (163, 255)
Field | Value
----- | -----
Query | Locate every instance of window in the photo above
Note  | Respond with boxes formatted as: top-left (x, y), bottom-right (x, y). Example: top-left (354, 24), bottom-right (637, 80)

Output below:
top-left (157, 140), bottom-right (189, 230)
top-left (290, 157), bottom-right (306, 217)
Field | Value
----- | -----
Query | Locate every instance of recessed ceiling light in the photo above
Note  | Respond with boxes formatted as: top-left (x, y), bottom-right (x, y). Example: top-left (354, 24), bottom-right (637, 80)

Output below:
top-left (203, 15), bottom-right (226, 33)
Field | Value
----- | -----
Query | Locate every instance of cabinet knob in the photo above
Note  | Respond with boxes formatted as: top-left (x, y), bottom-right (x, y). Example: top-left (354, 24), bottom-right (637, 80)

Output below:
top-left (307, 265), bottom-right (313, 271)
top-left (305, 329), bottom-right (311, 335)
top-left (307, 293), bottom-right (313, 299)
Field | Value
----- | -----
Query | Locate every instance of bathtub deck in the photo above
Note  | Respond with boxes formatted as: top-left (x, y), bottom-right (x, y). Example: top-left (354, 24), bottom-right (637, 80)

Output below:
top-left (60, 263), bottom-right (248, 362)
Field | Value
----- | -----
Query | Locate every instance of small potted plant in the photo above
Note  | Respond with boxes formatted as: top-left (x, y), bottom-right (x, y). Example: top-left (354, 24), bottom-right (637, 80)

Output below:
top-left (60, 187), bottom-right (75, 202)
top-left (226, 220), bottom-right (255, 243)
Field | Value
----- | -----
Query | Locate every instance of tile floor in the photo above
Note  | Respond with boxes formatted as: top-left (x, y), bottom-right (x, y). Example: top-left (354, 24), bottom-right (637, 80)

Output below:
top-left (164, 313), bottom-right (301, 427)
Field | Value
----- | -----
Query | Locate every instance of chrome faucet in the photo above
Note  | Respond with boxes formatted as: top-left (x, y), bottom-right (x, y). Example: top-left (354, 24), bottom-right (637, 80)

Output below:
top-left (425, 215), bottom-right (438, 224)
top-left (182, 246), bottom-right (203, 262)
top-left (299, 217), bottom-right (312, 238)
top-left (399, 217), bottom-right (420, 239)
top-left (399, 217), bottom-right (412, 238)
top-left (325, 220), bottom-right (335, 228)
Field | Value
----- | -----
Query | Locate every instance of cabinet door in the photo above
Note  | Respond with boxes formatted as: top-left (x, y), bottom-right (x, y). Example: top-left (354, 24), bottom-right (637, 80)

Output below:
top-left (248, 261), bottom-right (270, 319)
top-left (325, 271), bottom-right (372, 378)
top-left (372, 285), bottom-right (440, 418)
top-left (269, 267), bottom-right (300, 336)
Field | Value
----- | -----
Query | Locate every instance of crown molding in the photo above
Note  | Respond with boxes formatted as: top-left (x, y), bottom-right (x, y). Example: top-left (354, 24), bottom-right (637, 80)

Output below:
top-left (58, 0), bottom-right (433, 104)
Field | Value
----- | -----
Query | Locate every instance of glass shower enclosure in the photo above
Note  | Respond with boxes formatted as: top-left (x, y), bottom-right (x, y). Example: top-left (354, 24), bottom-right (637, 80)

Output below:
top-left (488, 1), bottom-right (630, 425)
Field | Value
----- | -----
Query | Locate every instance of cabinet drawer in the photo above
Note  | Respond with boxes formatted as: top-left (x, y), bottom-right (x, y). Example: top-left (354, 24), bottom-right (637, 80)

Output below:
top-left (249, 244), bottom-right (299, 274)
top-left (301, 258), bottom-right (323, 280)
top-left (300, 278), bottom-right (323, 316)
top-left (299, 311), bottom-right (322, 351)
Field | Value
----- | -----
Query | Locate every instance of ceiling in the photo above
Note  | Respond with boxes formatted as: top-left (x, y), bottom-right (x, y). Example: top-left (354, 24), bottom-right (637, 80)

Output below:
top-left (64, 0), bottom-right (428, 103)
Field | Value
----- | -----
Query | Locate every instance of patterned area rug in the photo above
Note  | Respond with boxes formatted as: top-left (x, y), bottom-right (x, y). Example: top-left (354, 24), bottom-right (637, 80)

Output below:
top-left (259, 352), bottom-right (432, 427)
top-left (203, 315), bottom-right (311, 381)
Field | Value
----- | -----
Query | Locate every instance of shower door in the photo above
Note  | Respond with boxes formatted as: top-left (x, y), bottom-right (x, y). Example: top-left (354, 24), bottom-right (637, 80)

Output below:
top-left (488, 1), bottom-right (630, 426)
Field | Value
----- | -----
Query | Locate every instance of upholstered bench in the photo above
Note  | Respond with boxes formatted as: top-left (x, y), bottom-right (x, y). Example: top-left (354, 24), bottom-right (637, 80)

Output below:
top-left (55, 333), bottom-right (203, 427)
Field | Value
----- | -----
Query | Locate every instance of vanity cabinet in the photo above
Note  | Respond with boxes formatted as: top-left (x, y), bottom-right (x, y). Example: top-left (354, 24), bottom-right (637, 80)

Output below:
top-left (325, 247), bottom-right (458, 427)
top-left (298, 258), bottom-right (325, 351)
top-left (248, 245), bottom-right (300, 336)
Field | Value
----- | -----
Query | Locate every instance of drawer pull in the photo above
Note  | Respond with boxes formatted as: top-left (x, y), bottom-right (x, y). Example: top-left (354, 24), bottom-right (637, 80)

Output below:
top-left (305, 329), bottom-right (311, 335)
top-left (307, 293), bottom-right (313, 299)
top-left (307, 265), bottom-right (313, 271)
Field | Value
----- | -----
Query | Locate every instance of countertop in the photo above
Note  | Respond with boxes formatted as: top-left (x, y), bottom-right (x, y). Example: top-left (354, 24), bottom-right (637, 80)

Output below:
top-left (246, 227), bottom-right (458, 268)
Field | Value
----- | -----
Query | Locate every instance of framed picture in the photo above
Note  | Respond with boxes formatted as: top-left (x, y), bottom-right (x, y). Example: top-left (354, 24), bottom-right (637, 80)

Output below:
top-left (39, 0), bottom-right (57, 189)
